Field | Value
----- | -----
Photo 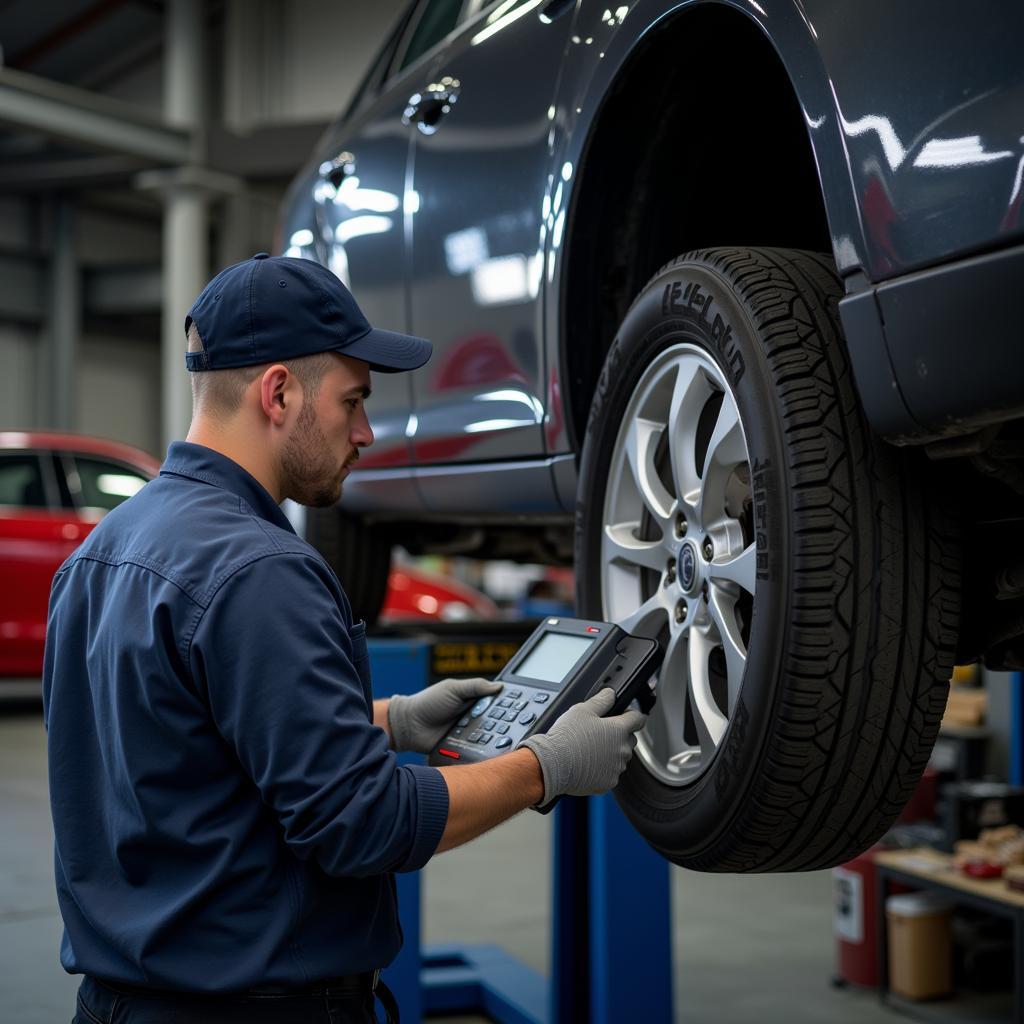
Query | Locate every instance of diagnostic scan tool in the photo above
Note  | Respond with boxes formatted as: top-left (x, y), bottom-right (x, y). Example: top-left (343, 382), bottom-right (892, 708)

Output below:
top-left (428, 616), bottom-right (661, 775)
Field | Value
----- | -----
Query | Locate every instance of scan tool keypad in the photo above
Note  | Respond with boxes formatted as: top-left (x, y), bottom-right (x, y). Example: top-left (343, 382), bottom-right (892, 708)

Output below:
top-left (446, 685), bottom-right (551, 752)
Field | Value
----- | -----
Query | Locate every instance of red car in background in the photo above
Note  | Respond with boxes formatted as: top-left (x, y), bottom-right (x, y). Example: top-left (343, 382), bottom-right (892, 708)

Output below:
top-left (380, 564), bottom-right (499, 624)
top-left (0, 432), bottom-right (161, 683)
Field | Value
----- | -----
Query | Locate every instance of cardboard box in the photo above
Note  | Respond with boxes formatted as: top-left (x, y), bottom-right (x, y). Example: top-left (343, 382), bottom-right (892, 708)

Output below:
top-left (941, 687), bottom-right (987, 728)
top-left (886, 893), bottom-right (953, 1000)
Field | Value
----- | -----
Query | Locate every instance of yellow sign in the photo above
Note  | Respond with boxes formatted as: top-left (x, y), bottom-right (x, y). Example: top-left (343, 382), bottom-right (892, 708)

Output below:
top-left (432, 641), bottom-right (520, 677)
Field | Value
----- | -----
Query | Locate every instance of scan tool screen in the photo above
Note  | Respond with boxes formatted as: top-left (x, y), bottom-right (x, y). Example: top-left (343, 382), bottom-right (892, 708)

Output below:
top-left (515, 632), bottom-right (595, 684)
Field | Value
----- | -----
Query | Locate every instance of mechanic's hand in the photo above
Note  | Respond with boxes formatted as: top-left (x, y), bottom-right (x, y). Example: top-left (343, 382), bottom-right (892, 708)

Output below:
top-left (521, 688), bottom-right (646, 805)
top-left (388, 677), bottom-right (503, 754)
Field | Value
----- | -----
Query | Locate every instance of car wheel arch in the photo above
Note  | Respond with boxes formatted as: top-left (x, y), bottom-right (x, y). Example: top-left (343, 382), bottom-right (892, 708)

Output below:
top-left (553, 1), bottom-right (850, 453)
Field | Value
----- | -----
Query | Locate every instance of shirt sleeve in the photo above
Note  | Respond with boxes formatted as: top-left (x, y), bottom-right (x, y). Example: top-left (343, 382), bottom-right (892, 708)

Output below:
top-left (188, 552), bottom-right (449, 877)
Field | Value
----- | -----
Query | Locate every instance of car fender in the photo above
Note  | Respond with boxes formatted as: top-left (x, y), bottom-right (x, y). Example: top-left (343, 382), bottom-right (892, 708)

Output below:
top-left (551, 0), bottom-right (1024, 288)
top-left (539, 0), bottom-right (855, 468)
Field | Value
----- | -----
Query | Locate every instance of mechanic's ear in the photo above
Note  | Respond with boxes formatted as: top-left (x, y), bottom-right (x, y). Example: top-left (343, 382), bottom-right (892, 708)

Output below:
top-left (260, 365), bottom-right (293, 425)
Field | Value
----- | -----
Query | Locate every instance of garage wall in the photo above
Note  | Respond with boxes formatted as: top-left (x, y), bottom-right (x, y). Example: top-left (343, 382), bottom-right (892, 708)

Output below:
top-left (76, 207), bottom-right (161, 267)
top-left (984, 669), bottom-right (1013, 778)
top-left (224, 0), bottom-right (407, 128)
top-left (0, 196), bottom-right (44, 430)
top-left (0, 325), bottom-right (41, 430)
top-left (75, 334), bottom-right (162, 458)
top-left (283, 0), bottom-right (407, 121)
top-left (0, 197), bottom-right (35, 250)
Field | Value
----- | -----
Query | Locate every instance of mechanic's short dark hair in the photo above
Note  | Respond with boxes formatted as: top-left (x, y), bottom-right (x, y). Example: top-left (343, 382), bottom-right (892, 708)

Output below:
top-left (187, 320), bottom-right (334, 419)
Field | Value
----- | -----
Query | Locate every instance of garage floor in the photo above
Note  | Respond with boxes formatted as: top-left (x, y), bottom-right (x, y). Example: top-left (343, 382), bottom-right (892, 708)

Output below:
top-left (1, 701), bottom-right (899, 1023)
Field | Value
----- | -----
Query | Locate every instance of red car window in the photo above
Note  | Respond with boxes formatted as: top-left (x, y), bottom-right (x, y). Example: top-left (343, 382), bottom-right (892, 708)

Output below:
top-left (0, 453), bottom-right (49, 509)
top-left (67, 455), bottom-right (149, 514)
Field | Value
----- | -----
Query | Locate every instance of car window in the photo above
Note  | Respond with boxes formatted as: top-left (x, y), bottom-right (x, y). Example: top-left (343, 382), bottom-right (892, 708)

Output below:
top-left (67, 456), bottom-right (148, 514)
top-left (0, 452), bottom-right (48, 508)
top-left (460, 0), bottom-right (496, 18)
top-left (398, 0), bottom-right (465, 71)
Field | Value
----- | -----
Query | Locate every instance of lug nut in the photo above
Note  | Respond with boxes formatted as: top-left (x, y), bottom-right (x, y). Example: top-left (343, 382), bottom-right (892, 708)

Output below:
top-left (675, 515), bottom-right (688, 538)
top-left (702, 537), bottom-right (714, 560)
top-left (675, 600), bottom-right (688, 623)
top-left (664, 559), bottom-right (676, 587)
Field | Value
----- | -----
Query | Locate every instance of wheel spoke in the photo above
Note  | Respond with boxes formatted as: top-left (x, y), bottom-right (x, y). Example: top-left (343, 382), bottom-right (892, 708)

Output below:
top-left (706, 584), bottom-right (748, 712)
top-left (667, 355), bottom-right (713, 510)
top-left (651, 628), bottom-right (690, 743)
top-left (618, 591), bottom-right (667, 637)
top-left (603, 521), bottom-right (669, 573)
top-left (688, 624), bottom-right (728, 754)
top-left (624, 417), bottom-right (673, 522)
top-left (646, 630), bottom-right (702, 778)
top-left (709, 541), bottom-right (757, 597)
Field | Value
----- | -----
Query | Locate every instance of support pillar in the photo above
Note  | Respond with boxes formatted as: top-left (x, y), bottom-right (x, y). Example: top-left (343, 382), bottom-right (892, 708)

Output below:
top-left (165, 0), bottom-right (205, 133)
top-left (136, 161), bottom-right (242, 450)
top-left (141, 0), bottom-right (219, 450)
top-left (162, 185), bottom-right (208, 447)
top-left (1012, 672), bottom-right (1023, 786)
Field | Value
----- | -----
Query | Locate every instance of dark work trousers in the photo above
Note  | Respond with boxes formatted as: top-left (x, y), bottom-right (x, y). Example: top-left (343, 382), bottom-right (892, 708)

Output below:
top-left (73, 974), bottom-right (400, 1024)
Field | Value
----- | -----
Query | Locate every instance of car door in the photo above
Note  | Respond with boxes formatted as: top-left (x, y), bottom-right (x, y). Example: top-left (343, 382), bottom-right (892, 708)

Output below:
top-left (293, 6), bottom-right (430, 483)
top-left (406, 0), bottom-right (575, 478)
top-left (0, 450), bottom-right (79, 677)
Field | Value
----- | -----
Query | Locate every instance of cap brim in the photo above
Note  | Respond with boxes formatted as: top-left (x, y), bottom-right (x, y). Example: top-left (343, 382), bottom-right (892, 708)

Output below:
top-left (341, 328), bottom-right (432, 373)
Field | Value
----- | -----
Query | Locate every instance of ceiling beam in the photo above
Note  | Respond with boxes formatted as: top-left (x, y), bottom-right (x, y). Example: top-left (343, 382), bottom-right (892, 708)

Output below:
top-left (0, 66), bottom-right (191, 164)
top-left (0, 154), bottom-right (152, 191)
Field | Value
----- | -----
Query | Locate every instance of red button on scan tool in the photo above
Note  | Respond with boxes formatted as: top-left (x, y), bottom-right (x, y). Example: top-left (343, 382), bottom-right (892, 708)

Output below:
top-left (438, 748), bottom-right (461, 760)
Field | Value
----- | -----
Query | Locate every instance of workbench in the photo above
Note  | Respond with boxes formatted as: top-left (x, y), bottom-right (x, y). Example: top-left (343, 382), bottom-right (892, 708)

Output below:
top-left (873, 847), bottom-right (1023, 1022)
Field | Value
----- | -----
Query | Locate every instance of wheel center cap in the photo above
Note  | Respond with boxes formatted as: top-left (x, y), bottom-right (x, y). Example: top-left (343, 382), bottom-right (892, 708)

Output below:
top-left (677, 540), bottom-right (700, 595)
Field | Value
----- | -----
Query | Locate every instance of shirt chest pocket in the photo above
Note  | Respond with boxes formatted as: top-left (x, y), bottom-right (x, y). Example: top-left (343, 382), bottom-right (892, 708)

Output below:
top-left (348, 620), bottom-right (373, 708)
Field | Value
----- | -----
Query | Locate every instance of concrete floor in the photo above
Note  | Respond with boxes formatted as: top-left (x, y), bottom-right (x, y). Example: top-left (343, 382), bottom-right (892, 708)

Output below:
top-left (0, 699), bottom-right (990, 1023)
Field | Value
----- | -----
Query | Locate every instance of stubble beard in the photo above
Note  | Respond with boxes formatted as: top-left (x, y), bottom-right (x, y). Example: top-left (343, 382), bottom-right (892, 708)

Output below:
top-left (282, 399), bottom-right (347, 508)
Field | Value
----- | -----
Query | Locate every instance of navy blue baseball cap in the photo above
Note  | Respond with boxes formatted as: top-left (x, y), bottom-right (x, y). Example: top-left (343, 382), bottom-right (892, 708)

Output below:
top-left (184, 253), bottom-right (432, 374)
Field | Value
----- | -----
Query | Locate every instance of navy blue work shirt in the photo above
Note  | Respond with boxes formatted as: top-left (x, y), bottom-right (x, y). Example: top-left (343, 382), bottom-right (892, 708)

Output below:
top-left (42, 441), bottom-right (449, 991)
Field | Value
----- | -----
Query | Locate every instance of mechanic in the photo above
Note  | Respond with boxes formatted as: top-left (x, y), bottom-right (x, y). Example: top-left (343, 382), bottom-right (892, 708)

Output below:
top-left (43, 253), bottom-right (646, 1024)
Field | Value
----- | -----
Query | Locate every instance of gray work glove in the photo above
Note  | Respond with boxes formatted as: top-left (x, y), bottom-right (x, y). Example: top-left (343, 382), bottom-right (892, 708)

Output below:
top-left (388, 677), bottom-right (503, 754)
top-left (521, 688), bottom-right (646, 804)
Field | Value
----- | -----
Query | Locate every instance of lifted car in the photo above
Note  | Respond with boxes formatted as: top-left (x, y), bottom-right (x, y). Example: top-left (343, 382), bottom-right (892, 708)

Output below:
top-left (279, 0), bottom-right (1024, 872)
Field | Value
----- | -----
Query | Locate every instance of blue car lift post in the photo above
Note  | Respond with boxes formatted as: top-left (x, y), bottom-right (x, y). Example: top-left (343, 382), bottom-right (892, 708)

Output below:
top-left (1012, 671), bottom-right (1024, 788)
top-left (369, 632), bottom-right (675, 1024)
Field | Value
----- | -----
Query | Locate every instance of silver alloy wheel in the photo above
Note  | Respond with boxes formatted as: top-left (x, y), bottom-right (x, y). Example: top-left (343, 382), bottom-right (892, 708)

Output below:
top-left (601, 343), bottom-right (756, 786)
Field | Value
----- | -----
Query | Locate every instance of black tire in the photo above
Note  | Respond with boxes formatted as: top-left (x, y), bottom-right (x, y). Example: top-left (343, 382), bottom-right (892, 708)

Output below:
top-left (576, 247), bottom-right (961, 872)
top-left (305, 507), bottom-right (392, 625)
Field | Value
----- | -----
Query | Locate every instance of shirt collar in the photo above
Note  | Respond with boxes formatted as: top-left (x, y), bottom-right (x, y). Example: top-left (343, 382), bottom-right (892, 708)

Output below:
top-left (160, 441), bottom-right (297, 535)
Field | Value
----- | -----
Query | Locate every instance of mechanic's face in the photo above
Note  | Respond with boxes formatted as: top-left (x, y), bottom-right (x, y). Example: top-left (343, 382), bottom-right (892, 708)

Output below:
top-left (281, 354), bottom-right (373, 507)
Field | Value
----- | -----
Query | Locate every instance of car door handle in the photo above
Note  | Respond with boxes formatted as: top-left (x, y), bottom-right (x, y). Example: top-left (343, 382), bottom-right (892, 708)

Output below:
top-left (539, 0), bottom-right (575, 21)
top-left (318, 151), bottom-right (356, 189)
top-left (402, 76), bottom-right (461, 136)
